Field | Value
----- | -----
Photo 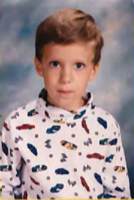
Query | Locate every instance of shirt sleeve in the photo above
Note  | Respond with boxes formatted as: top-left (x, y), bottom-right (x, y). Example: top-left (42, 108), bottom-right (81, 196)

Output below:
top-left (0, 115), bottom-right (23, 199)
top-left (102, 116), bottom-right (131, 198)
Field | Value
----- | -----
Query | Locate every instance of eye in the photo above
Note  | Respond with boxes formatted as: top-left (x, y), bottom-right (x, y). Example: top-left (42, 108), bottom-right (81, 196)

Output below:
top-left (75, 62), bottom-right (86, 70)
top-left (49, 60), bottom-right (60, 68)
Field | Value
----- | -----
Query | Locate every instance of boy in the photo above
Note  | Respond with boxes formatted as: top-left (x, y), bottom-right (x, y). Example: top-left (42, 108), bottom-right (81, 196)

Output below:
top-left (0, 8), bottom-right (131, 199)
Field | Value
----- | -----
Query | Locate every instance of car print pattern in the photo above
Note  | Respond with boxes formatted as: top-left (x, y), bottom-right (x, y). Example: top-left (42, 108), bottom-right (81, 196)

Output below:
top-left (0, 88), bottom-right (130, 199)
top-left (16, 124), bottom-right (35, 130)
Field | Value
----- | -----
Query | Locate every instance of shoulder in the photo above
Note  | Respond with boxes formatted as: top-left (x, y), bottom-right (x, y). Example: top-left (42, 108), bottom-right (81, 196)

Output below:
top-left (1, 99), bottom-right (39, 142)
top-left (3, 99), bottom-right (37, 127)
top-left (91, 105), bottom-right (120, 133)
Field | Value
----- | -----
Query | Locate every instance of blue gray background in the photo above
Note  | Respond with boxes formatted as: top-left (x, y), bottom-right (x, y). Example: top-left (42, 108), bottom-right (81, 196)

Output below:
top-left (0, 0), bottom-right (134, 197)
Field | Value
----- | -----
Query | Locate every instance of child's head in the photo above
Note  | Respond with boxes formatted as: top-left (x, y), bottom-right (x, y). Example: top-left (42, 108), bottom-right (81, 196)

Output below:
top-left (34, 8), bottom-right (104, 111)
top-left (35, 8), bottom-right (103, 65)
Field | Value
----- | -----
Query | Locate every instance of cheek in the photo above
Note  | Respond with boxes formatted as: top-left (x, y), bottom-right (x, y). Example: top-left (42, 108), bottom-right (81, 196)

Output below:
top-left (78, 72), bottom-right (90, 83)
top-left (76, 78), bottom-right (88, 92)
top-left (43, 73), bottom-right (58, 88)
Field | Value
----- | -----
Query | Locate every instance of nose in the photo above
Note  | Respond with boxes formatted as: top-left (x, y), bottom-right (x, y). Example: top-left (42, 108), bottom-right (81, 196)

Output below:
top-left (59, 66), bottom-right (73, 84)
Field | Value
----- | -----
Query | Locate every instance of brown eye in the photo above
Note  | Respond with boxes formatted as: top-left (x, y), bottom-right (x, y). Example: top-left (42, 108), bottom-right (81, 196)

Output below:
top-left (75, 62), bottom-right (86, 70)
top-left (49, 60), bottom-right (60, 68)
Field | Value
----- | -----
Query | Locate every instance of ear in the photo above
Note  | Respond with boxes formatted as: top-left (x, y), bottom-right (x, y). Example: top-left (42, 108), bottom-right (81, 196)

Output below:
top-left (89, 64), bottom-right (100, 81)
top-left (34, 57), bottom-right (44, 77)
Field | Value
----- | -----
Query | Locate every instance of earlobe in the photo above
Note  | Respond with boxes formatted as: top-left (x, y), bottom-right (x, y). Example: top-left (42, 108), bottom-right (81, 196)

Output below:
top-left (34, 57), bottom-right (43, 77)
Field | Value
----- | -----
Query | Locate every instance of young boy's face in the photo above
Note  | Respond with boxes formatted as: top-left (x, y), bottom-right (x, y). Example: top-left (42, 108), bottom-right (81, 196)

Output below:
top-left (35, 42), bottom-right (99, 111)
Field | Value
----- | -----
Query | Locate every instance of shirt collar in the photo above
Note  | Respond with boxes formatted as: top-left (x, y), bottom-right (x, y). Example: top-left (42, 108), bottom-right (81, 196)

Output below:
top-left (36, 88), bottom-right (95, 121)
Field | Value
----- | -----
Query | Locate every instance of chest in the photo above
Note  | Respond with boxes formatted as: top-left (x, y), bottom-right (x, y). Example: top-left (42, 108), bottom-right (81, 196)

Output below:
top-left (15, 117), bottom-right (108, 174)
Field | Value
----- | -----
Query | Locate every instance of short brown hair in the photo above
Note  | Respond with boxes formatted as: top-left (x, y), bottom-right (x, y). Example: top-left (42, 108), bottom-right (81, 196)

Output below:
top-left (35, 8), bottom-right (104, 65)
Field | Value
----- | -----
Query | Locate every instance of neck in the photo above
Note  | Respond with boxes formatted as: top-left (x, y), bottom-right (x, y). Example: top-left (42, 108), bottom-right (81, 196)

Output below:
top-left (47, 97), bottom-right (86, 112)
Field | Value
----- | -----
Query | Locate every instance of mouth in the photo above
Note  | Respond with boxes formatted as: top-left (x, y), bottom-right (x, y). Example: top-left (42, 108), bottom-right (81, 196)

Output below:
top-left (58, 90), bottom-right (74, 95)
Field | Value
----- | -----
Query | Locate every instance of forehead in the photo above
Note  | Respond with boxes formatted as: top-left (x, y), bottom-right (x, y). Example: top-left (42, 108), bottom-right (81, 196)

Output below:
top-left (42, 41), bottom-right (95, 61)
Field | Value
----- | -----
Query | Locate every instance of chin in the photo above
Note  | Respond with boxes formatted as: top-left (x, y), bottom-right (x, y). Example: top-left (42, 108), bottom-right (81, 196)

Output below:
top-left (56, 100), bottom-right (71, 108)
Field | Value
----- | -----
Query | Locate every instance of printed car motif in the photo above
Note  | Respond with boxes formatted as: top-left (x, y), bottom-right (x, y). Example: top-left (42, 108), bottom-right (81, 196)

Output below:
top-left (98, 193), bottom-right (116, 198)
top-left (105, 154), bottom-right (114, 163)
top-left (2, 142), bottom-right (8, 156)
top-left (114, 166), bottom-right (125, 172)
top-left (27, 143), bottom-right (38, 156)
top-left (80, 176), bottom-right (90, 192)
top-left (50, 183), bottom-right (64, 193)
top-left (32, 164), bottom-right (47, 172)
top-left (27, 109), bottom-right (38, 116)
top-left (3, 122), bottom-right (10, 131)
top-left (82, 117), bottom-right (90, 133)
top-left (53, 119), bottom-right (66, 124)
top-left (74, 110), bottom-right (86, 119)
top-left (115, 186), bottom-right (125, 192)
top-left (97, 117), bottom-right (107, 129)
top-left (60, 140), bottom-right (77, 150)
top-left (16, 124), bottom-right (35, 130)
top-left (94, 173), bottom-right (103, 185)
top-left (109, 138), bottom-right (118, 145)
top-left (0, 165), bottom-right (12, 171)
top-left (99, 138), bottom-right (109, 145)
top-left (86, 153), bottom-right (105, 160)
top-left (55, 168), bottom-right (69, 175)
top-left (46, 125), bottom-right (61, 134)
top-left (30, 176), bottom-right (40, 185)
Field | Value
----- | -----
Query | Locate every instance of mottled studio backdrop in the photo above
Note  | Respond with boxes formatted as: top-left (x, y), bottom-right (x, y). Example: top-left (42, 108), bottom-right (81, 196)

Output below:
top-left (0, 0), bottom-right (134, 197)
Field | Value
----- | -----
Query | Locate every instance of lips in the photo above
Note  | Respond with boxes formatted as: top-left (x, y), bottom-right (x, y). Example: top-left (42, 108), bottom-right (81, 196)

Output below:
top-left (58, 90), bottom-right (73, 94)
